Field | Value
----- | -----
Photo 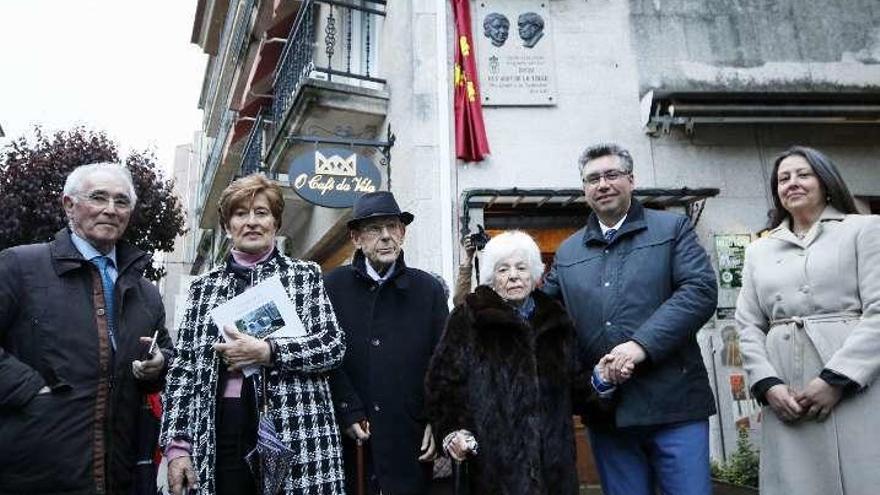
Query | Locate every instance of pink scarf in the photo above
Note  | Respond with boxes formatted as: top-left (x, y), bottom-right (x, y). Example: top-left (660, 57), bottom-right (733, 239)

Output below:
top-left (230, 245), bottom-right (274, 267)
top-left (223, 245), bottom-right (274, 399)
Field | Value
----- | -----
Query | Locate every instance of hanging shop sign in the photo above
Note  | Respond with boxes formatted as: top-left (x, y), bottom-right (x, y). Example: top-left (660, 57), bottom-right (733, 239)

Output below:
top-left (288, 147), bottom-right (383, 208)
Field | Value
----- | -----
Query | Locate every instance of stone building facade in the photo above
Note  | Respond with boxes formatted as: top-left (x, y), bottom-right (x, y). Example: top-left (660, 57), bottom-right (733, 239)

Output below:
top-left (177, 0), bottom-right (880, 471)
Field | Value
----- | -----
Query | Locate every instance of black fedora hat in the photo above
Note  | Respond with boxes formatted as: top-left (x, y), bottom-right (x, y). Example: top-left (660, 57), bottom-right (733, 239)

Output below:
top-left (347, 191), bottom-right (414, 228)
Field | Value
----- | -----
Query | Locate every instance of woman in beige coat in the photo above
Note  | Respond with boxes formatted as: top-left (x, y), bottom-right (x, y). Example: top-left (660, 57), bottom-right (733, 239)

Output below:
top-left (736, 146), bottom-right (880, 495)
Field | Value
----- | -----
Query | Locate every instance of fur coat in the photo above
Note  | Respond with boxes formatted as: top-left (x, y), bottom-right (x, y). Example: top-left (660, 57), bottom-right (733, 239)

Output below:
top-left (425, 286), bottom-right (580, 495)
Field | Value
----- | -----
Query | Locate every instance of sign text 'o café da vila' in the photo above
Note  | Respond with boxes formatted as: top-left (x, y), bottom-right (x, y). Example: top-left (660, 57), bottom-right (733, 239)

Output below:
top-left (288, 147), bottom-right (383, 208)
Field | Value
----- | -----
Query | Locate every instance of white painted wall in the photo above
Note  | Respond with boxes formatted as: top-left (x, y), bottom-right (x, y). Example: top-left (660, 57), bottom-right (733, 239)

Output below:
top-left (380, 0), bottom-right (880, 460)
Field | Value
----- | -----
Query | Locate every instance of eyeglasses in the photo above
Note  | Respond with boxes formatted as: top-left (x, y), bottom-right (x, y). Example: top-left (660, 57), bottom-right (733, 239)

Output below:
top-left (79, 191), bottom-right (133, 211)
top-left (360, 220), bottom-right (403, 237)
top-left (583, 170), bottom-right (629, 187)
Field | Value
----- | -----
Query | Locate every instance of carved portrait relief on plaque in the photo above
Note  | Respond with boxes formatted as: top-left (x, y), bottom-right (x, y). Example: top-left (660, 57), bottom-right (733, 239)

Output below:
top-left (475, 0), bottom-right (557, 106)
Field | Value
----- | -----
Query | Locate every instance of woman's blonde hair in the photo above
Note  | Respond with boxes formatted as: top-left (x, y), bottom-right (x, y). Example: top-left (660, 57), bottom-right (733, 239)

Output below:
top-left (218, 174), bottom-right (284, 230)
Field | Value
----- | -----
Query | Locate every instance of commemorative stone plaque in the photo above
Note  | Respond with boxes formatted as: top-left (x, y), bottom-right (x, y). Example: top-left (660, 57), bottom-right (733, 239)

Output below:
top-left (475, 0), bottom-right (557, 106)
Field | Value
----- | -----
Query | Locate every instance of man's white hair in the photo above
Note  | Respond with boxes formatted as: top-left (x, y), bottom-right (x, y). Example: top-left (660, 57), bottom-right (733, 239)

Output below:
top-left (63, 162), bottom-right (138, 205)
top-left (478, 230), bottom-right (545, 287)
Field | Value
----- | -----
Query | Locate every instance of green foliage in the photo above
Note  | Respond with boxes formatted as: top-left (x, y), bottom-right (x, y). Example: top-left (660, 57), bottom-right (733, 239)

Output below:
top-left (0, 126), bottom-right (186, 281)
top-left (712, 427), bottom-right (759, 488)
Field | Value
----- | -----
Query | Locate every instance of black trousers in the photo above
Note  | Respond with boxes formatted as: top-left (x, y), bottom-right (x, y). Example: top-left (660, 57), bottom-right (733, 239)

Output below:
top-left (215, 398), bottom-right (258, 495)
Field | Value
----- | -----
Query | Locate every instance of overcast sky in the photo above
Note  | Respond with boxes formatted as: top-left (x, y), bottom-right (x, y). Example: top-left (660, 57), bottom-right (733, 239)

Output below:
top-left (0, 0), bottom-right (206, 174)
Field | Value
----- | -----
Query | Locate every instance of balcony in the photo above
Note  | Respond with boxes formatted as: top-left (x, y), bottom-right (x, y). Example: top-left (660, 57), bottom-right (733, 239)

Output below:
top-left (264, 0), bottom-right (390, 173)
top-left (197, 108), bottom-right (237, 227)
top-left (201, 0), bottom-right (258, 136)
top-left (238, 112), bottom-right (266, 177)
top-left (193, 0), bottom-right (390, 251)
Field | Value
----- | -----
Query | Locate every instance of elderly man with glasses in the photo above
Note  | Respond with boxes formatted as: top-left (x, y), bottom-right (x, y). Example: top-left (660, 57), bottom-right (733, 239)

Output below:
top-left (325, 191), bottom-right (448, 495)
top-left (543, 144), bottom-right (718, 495)
top-left (0, 162), bottom-right (171, 494)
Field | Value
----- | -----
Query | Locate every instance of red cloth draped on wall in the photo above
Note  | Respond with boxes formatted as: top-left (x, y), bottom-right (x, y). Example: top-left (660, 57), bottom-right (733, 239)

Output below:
top-left (452, 0), bottom-right (490, 162)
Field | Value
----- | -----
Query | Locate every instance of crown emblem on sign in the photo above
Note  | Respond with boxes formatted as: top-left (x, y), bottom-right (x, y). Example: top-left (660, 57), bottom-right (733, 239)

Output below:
top-left (314, 150), bottom-right (357, 176)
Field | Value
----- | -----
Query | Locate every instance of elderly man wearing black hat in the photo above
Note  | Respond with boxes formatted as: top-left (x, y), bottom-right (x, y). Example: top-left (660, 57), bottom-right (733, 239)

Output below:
top-left (325, 191), bottom-right (448, 495)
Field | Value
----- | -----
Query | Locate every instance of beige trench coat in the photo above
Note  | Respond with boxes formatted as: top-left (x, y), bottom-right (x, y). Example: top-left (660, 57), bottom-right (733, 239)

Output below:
top-left (735, 207), bottom-right (880, 495)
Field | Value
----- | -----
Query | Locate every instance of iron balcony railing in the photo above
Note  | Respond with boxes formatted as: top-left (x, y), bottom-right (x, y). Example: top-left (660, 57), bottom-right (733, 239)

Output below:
top-left (271, 0), bottom-right (387, 138)
top-left (239, 112), bottom-right (266, 177)
top-left (203, 0), bottom-right (257, 134)
top-left (198, 109), bottom-right (237, 212)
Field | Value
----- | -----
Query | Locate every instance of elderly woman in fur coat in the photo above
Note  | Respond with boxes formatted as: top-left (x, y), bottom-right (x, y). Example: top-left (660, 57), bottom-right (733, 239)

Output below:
top-left (425, 231), bottom-right (583, 495)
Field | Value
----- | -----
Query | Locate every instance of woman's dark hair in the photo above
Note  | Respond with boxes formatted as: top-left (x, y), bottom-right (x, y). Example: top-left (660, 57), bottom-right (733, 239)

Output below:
top-left (767, 146), bottom-right (858, 229)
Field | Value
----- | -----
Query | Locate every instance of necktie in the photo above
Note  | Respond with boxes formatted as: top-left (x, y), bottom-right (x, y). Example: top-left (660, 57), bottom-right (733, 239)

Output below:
top-left (91, 256), bottom-right (118, 352)
top-left (604, 228), bottom-right (617, 243)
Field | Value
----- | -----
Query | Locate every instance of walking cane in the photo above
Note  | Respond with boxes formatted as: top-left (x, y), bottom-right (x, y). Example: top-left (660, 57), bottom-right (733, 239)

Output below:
top-left (453, 459), bottom-right (468, 495)
top-left (355, 420), bottom-right (369, 495)
top-left (356, 437), bottom-right (365, 495)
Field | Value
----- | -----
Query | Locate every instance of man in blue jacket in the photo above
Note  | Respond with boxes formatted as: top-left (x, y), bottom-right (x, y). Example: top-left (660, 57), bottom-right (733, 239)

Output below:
top-left (544, 144), bottom-right (718, 495)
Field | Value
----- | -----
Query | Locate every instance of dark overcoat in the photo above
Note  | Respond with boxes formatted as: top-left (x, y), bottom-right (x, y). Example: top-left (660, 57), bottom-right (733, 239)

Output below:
top-left (425, 286), bottom-right (580, 495)
top-left (543, 200), bottom-right (718, 428)
top-left (324, 250), bottom-right (448, 495)
top-left (0, 229), bottom-right (172, 494)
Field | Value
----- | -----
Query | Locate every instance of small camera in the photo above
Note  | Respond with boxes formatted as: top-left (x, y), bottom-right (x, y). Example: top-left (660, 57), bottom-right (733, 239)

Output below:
top-left (467, 225), bottom-right (491, 251)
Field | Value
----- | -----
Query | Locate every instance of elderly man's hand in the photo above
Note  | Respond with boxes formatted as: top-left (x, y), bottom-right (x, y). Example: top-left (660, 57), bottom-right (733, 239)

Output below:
top-left (213, 325), bottom-right (271, 371)
top-left (345, 420), bottom-right (371, 441)
top-left (605, 340), bottom-right (646, 384)
top-left (132, 336), bottom-right (165, 381)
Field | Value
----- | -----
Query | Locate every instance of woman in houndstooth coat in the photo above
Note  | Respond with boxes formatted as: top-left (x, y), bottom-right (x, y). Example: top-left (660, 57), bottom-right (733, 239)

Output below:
top-left (160, 175), bottom-right (346, 495)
